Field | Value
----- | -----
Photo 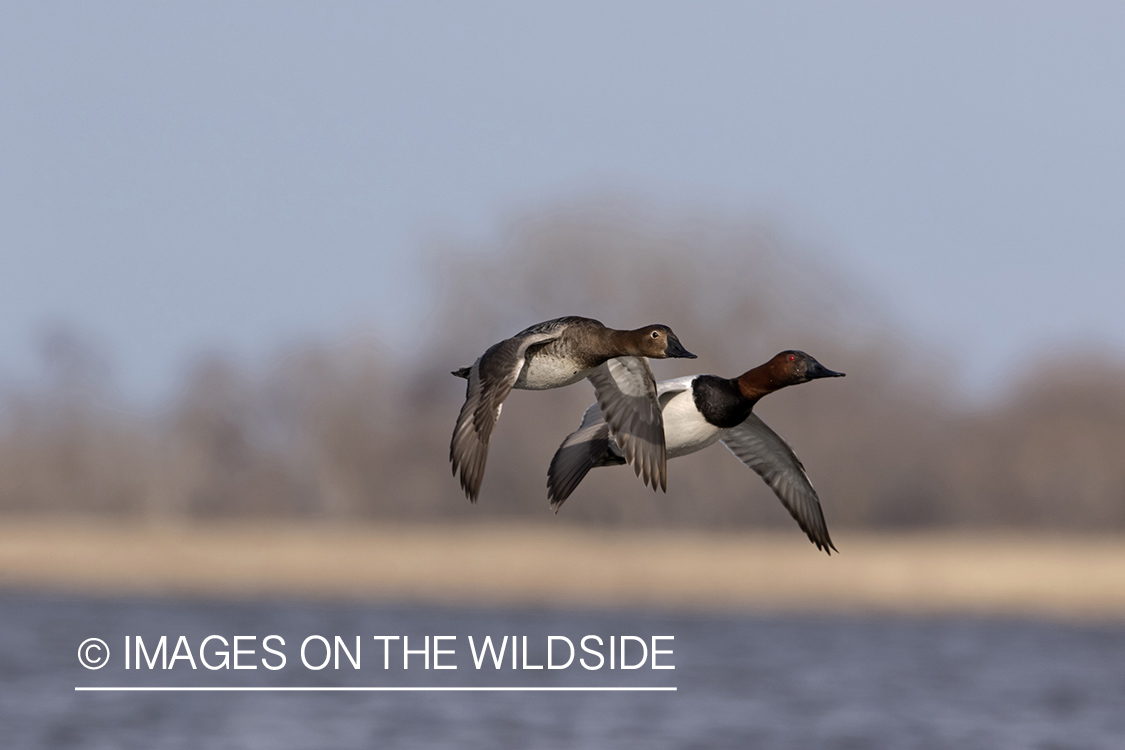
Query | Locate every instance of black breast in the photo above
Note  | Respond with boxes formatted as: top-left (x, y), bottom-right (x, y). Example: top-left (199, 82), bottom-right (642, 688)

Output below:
top-left (692, 375), bottom-right (753, 429)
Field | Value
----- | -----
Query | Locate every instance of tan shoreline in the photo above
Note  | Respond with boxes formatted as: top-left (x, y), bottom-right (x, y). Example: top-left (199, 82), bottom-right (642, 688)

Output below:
top-left (2, 520), bottom-right (1124, 621)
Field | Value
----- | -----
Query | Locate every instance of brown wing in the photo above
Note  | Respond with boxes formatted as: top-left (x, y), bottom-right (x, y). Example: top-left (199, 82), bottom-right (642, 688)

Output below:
top-left (586, 356), bottom-right (667, 493)
top-left (450, 330), bottom-right (561, 502)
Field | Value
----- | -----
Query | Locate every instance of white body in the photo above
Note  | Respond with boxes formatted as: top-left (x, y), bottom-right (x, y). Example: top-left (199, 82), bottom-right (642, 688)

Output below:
top-left (513, 356), bottom-right (590, 390)
top-left (655, 376), bottom-right (724, 458)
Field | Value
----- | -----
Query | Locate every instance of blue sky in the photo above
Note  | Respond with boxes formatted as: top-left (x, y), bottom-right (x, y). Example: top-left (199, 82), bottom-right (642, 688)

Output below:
top-left (2, 2), bottom-right (1124, 402)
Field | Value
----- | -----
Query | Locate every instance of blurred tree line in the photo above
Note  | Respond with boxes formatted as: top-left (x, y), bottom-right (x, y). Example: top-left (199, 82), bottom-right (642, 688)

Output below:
top-left (3, 202), bottom-right (1124, 530)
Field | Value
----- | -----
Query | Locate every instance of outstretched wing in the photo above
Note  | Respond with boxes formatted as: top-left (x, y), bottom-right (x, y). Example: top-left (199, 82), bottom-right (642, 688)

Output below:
top-left (450, 330), bottom-right (561, 502)
top-left (720, 413), bottom-right (836, 554)
top-left (548, 376), bottom-right (696, 509)
top-left (547, 402), bottom-right (617, 510)
top-left (586, 356), bottom-right (666, 493)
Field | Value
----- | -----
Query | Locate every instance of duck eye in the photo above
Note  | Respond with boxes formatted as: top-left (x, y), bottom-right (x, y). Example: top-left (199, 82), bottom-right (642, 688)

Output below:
top-left (788, 354), bottom-right (796, 362)
top-left (651, 331), bottom-right (660, 338)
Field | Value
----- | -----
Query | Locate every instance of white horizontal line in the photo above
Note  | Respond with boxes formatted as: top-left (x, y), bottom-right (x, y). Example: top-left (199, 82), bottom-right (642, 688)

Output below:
top-left (75, 686), bottom-right (677, 692)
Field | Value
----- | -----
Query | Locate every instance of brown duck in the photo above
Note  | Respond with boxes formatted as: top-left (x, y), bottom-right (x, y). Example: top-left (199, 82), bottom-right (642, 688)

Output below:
top-left (450, 316), bottom-right (696, 502)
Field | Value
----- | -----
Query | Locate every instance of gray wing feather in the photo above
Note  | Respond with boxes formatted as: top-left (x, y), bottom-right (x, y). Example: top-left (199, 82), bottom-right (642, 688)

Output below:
top-left (549, 374), bottom-right (695, 508)
top-left (450, 329), bottom-right (561, 502)
top-left (720, 413), bottom-right (836, 554)
top-left (586, 356), bottom-right (667, 493)
top-left (656, 376), bottom-right (695, 409)
top-left (547, 403), bottom-right (624, 510)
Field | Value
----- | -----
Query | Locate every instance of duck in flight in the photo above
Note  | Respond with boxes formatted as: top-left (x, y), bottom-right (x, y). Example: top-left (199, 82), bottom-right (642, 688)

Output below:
top-left (547, 350), bottom-right (845, 554)
top-left (450, 316), bottom-right (696, 502)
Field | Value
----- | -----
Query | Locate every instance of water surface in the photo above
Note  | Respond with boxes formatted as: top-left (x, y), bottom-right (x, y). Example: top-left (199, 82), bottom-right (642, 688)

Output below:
top-left (3, 592), bottom-right (1123, 749)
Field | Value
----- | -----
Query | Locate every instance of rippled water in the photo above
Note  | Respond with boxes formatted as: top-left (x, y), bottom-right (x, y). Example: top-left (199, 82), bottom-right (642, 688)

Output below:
top-left (3, 592), bottom-right (1124, 749)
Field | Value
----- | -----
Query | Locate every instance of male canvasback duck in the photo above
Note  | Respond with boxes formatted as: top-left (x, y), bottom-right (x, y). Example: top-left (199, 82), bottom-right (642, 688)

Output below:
top-left (450, 315), bottom-right (696, 502)
top-left (548, 350), bottom-right (845, 554)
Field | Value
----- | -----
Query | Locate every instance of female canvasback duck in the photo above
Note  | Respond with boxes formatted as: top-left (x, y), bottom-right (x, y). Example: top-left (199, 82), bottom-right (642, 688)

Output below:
top-left (450, 315), bottom-right (696, 502)
top-left (548, 350), bottom-right (845, 554)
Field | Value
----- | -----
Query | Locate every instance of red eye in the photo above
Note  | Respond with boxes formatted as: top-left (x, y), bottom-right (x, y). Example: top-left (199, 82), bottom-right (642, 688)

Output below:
top-left (788, 354), bottom-right (795, 362)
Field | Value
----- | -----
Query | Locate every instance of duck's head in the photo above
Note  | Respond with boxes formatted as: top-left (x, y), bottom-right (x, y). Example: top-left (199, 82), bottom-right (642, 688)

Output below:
top-left (771, 350), bottom-right (845, 385)
top-left (635, 325), bottom-right (697, 359)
